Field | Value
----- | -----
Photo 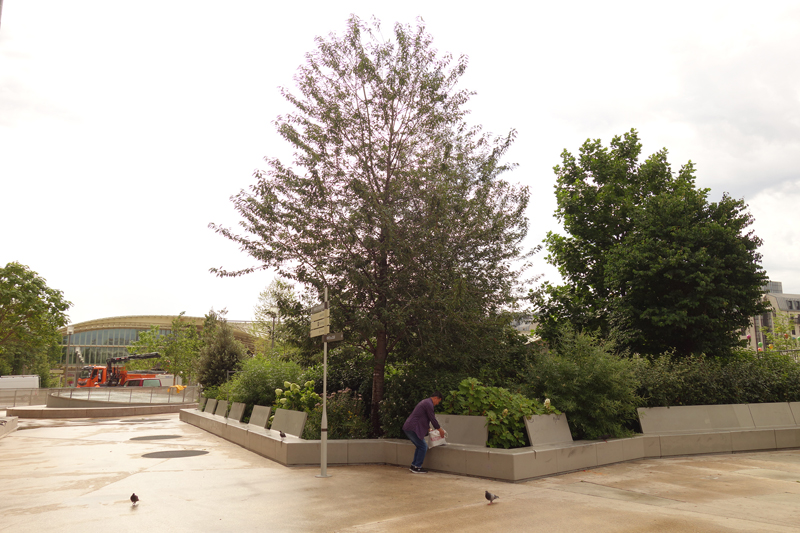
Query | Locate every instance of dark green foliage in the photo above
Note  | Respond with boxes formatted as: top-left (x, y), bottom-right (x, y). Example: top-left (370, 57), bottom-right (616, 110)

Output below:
top-left (303, 389), bottom-right (371, 440)
top-left (605, 187), bottom-right (767, 357)
top-left (0, 262), bottom-right (72, 383)
top-left (442, 378), bottom-right (552, 449)
top-left (210, 16), bottom-right (530, 435)
top-left (523, 326), bottom-right (641, 440)
top-left (379, 363), bottom-right (467, 438)
top-left (636, 350), bottom-right (800, 407)
top-left (535, 129), bottom-right (767, 357)
top-left (197, 310), bottom-right (247, 388)
top-left (225, 355), bottom-right (303, 409)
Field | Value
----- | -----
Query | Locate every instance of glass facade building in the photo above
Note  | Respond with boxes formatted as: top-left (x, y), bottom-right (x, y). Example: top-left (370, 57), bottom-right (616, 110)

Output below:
top-left (61, 327), bottom-right (171, 365)
top-left (59, 315), bottom-right (255, 367)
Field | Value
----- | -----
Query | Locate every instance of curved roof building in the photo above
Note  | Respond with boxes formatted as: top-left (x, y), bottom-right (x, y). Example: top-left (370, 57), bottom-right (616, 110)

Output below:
top-left (58, 315), bottom-right (256, 365)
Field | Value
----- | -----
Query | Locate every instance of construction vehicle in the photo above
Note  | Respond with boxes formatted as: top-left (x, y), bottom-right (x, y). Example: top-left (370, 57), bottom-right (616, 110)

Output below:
top-left (76, 353), bottom-right (173, 387)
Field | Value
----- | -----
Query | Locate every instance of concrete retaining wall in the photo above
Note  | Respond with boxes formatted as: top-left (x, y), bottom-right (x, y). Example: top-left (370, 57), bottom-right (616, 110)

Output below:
top-left (9, 403), bottom-right (197, 418)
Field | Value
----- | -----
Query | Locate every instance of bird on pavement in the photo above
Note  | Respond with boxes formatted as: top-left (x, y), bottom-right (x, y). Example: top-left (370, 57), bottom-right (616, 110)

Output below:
top-left (130, 493), bottom-right (139, 506)
top-left (485, 491), bottom-right (499, 504)
top-left (279, 431), bottom-right (286, 439)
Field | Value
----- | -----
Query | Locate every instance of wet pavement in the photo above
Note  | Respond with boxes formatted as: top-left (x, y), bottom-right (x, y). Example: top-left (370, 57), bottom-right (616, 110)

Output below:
top-left (3, 413), bottom-right (800, 532)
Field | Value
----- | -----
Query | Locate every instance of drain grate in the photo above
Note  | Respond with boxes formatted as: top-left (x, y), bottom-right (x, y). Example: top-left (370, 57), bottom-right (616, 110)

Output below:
top-left (130, 435), bottom-right (182, 441)
top-left (142, 450), bottom-right (209, 459)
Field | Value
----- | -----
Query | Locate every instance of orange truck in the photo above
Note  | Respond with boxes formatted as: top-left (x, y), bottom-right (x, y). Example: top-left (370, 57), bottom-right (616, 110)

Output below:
top-left (76, 352), bottom-right (172, 387)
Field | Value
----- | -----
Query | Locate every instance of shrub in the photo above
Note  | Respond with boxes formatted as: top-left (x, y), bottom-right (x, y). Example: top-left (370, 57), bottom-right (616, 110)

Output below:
top-left (220, 355), bottom-right (303, 421)
top-left (379, 363), bottom-right (467, 438)
top-left (303, 388), bottom-right (371, 440)
top-left (636, 349), bottom-right (800, 407)
top-left (273, 380), bottom-right (321, 413)
top-left (442, 378), bottom-right (554, 448)
top-left (523, 325), bottom-right (641, 440)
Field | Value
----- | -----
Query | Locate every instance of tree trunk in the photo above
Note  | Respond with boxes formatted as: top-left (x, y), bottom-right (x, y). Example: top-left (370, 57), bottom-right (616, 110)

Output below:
top-left (370, 330), bottom-right (388, 436)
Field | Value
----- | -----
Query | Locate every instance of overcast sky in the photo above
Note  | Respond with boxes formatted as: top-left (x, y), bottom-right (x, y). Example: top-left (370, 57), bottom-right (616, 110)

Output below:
top-left (2, 1), bottom-right (799, 325)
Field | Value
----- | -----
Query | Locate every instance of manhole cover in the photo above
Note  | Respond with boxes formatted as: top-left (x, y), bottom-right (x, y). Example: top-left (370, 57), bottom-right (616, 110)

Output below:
top-left (130, 435), bottom-right (182, 441)
top-left (142, 450), bottom-right (209, 459)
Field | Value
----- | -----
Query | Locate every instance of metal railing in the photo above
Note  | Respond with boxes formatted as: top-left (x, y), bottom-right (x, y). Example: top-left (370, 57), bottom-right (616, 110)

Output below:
top-left (0, 386), bottom-right (199, 408)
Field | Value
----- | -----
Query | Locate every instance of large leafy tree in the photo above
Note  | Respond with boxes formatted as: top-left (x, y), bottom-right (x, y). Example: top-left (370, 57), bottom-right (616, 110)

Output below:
top-left (536, 130), bottom-right (767, 357)
top-left (605, 186), bottom-right (767, 356)
top-left (210, 17), bottom-right (530, 434)
top-left (127, 313), bottom-right (203, 384)
top-left (0, 262), bottom-right (72, 377)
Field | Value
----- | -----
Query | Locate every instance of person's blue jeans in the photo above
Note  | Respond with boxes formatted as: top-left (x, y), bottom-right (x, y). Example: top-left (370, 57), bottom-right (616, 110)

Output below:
top-left (404, 429), bottom-right (428, 468)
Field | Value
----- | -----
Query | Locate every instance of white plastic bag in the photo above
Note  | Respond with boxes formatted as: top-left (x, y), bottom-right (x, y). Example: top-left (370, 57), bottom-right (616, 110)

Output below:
top-left (428, 427), bottom-right (448, 447)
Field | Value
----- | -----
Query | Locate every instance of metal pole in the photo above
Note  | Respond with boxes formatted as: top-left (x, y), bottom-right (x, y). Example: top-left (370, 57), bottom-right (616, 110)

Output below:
top-left (317, 287), bottom-right (330, 478)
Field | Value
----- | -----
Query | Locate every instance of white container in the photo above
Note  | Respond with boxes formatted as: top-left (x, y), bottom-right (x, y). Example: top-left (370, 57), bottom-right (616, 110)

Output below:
top-left (0, 375), bottom-right (40, 389)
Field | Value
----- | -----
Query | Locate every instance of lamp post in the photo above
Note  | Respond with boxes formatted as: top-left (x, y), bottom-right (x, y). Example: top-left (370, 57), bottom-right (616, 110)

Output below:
top-left (65, 326), bottom-right (74, 387)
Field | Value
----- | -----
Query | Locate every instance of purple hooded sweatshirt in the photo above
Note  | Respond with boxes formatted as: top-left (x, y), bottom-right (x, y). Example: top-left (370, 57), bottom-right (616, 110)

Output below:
top-left (402, 397), bottom-right (441, 440)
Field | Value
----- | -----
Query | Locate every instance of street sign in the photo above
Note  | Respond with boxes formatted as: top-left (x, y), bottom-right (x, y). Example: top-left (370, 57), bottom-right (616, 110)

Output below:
top-left (323, 332), bottom-right (343, 342)
top-left (310, 325), bottom-right (330, 338)
top-left (311, 316), bottom-right (330, 329)
top-left (310, 302), bottom-right (329, 314)
top-left (310, 309), bottom-right (330, 322)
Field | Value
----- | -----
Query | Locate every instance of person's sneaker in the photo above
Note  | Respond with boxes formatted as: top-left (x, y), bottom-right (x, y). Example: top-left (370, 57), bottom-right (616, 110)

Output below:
top-left (410, 466), bottom-right (428, 474)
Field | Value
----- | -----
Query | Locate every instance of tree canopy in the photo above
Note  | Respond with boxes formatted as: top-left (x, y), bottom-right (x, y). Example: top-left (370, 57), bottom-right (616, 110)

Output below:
top-left (535, 130), bottom-right (767, 357)
top-left (0, 262), bottom-right (71, 378)
top-left (198, 310), bottom-right (246, 388)
top-left (127, 313), bottom-right (203, 384)
top-left (210, 16), bottom-right (530, 433)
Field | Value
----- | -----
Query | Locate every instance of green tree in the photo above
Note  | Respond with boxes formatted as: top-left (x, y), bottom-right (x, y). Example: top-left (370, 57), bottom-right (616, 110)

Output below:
top-left (762, 313), bottom-right (800, 352)
top-left (535, 130), bottom-right (767, 357)
top-left (210, 17), bottom-right (530, 434)
top-left (127, 313), bottom-right (203, 384)
top-left (0, 262), bottom-right (72, 381)
top-left (198, 309), bottom-right (246, 388)
top-left (252, 278), bottom-right (295, 356)
top-left (605, 186), bottom-right (767, 357)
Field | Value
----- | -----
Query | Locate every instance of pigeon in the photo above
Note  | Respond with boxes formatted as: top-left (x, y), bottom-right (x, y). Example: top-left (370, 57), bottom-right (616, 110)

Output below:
top-left (130, 493), bottom-right (139, 506)
top-left (279, 430), bottom-right (286, 439)
top-left (0, 420), bottom-right (6, 426)
top-left (485, 491), bottom-right (499, 504)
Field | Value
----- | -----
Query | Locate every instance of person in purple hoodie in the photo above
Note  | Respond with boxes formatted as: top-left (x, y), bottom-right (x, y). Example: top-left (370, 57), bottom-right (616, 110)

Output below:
top-left (402, 391), bottom-right (445, 473)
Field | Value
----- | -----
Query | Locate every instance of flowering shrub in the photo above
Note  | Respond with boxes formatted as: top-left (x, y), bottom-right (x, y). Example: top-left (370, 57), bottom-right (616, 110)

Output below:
top-left (303, 388), bottom-right (371, 440)
top-left (442, 378), bottom-right (555, 449)
top-left (273, 380), bottom-right (321, 413)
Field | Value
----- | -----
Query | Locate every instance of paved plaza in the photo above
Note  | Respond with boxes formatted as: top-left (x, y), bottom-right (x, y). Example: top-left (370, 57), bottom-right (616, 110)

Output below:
top-left (3, 413), bottom-right (800, 532)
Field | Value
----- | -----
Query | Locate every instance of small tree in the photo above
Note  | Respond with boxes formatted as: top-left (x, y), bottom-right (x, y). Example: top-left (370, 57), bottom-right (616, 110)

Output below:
top-left (252, 278), bottom-right (295, 356)
top-left (128, 313), bottom-right (203, 384)
top-left (198, 310), bottom-right (246, 388)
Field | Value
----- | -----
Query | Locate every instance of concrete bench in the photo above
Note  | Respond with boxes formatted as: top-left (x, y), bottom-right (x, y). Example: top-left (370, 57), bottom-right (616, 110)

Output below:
top-left (221, 402), bottom-right (248, 446)
top-left (637, 403), bottom-right (800, 456)
top-left (228, 402), bottom-right (246, 423)
top-left (520, 413), bottom-right (636, 473)
top-left (248, 405), bottom-right (272, 429)
top-left (270, 408), bottom-right (307, 437)
top-left (203, 398), bottom-right (217, 414)
top-left (197, 396), bottom-right (208, 411)
top-left (428, 414), bottom-right (488, 447)
top-left (214, 400), bottom-right (229, 418)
